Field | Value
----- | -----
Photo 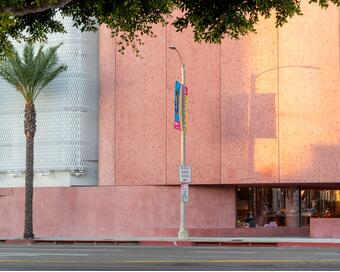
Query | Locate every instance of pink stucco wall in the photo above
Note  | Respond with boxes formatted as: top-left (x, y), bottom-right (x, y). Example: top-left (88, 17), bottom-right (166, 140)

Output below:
top-left (310, 218), bottom-right (340, 238)
top-left (115, 25), bottom-right (168, 186)
top-left (0, 186), bottom-right (235, 237)
top-left (99, 4), bottom-right (340, 186)
top-left (221, 17), bottom-right (279, 184)
top-left (279, 3), bottom-right (340, 183)
top-left (98, 26), bottom-right (116, 186)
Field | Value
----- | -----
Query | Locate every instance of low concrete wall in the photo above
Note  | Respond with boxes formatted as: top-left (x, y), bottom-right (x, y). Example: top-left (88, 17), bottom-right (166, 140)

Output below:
top-left (188, 227), bottom-right (309, 237)
top-left (310, 218), bottom-right (340, 238)
top-left (0, 185), bottom-right (236, 238)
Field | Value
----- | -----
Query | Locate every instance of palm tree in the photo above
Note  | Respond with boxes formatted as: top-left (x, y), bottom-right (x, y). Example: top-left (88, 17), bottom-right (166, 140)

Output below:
top-left (0, 43), bottom-right (67, 239)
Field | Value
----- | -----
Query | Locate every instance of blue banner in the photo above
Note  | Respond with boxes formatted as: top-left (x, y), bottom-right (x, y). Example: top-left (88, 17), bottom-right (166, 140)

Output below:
top-left (174, 80), bottom-right (181, 130)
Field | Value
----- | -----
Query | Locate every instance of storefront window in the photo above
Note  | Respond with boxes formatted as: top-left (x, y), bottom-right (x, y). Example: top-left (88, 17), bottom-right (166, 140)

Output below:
top-left (301, 189), bottom-right (340, 226)
top-left (236, 187), bottom-right (299, 228)
top-left (237, 187), bottom-right (340, 228)
top-left (236, 188), bottom-right (255, 227)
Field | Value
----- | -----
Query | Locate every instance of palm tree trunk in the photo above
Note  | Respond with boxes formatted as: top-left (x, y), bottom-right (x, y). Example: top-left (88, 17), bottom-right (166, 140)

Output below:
top-left (23, 103), bottom-right (36, 240)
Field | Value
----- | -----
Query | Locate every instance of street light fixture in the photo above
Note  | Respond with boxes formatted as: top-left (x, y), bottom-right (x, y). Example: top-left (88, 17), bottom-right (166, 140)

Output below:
top-left (169, 45), bottom-right (189, 239)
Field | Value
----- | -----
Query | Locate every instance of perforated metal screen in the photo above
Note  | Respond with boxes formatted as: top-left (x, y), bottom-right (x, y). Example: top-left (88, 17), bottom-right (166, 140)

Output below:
top-left (0, 16), bottom-right (99, 184)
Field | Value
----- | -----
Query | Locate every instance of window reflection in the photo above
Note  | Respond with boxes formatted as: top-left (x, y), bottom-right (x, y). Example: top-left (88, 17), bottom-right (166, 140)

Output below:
top-left (237, 187), bottom-right (299, 228)
top-left (237, 187), bottom-right (255, 228)
top-left (237, 187), bottom-right (340, 228)
top-left (301, 189), bottom-right (340, 226)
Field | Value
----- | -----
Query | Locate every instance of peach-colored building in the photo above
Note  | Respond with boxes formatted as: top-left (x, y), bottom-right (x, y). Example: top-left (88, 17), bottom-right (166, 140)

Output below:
top-left (0, 3), bottom-right (339, 238)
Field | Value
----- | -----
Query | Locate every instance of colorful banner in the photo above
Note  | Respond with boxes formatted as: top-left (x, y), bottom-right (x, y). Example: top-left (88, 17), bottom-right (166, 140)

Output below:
top-left (174, 80), bottom-right (181, 130)
top-left (183, 85), bottom-right (188, 131)
top-left (174, 81), bottom-right (188, 131)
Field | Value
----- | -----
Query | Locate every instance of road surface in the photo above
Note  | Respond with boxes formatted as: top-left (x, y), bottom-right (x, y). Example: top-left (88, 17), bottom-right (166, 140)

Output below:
top-left (0, 244), bottom-right (339, 270)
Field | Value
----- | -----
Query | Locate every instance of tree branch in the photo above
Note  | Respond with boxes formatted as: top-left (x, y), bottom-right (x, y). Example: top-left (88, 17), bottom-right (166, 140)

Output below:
top-left (4, 0), bottom-right (73, 16)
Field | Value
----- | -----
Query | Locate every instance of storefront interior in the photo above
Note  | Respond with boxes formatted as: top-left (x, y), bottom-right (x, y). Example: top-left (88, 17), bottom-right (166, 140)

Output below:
top-left (236, 187), bottom-right (340, 228)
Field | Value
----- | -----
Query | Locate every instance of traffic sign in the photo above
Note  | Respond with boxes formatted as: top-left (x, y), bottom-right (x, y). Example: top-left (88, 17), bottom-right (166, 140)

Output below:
top-left (179, 165), bottom-right (191, 183)
top-left (181, 183), bottom-right (189, 202)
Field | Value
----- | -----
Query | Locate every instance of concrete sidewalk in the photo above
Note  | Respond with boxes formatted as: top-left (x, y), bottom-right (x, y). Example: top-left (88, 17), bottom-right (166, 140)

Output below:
top-left (2, 236), bottom-right (340, 247)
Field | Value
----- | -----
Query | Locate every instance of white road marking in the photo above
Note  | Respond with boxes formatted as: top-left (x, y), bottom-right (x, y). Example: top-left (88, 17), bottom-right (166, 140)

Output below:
top-left (0, 247), bottom-right (122, 252)
top-left (0, 253), bottom-right (88, 257)
top-left (192, 251), bottom-right (256, 254)
top-left (315, 252), bottom-right (340, 256)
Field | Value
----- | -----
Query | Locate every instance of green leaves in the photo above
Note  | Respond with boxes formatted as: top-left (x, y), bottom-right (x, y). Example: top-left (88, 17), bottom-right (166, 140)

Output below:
top-left (0, 42), bottom-right (67, 103)
top-left (0, 0), bottom-right (339, 57)
top-left (171, 0), bottom-right (306, 43)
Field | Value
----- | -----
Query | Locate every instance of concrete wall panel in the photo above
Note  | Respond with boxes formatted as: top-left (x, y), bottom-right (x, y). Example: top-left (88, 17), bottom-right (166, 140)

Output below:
top-left (311, 218), bottom-right (340, 238)
top-left (0, 186), bottom-right (235, 237)
top-left (115, 26), bottom-right (167, 185)
top-left (99, 25), bottom-right (116, 186)
top-left (221, 18), bottom-right (279, 184)
top-left (0, 189), bottom-right (23, 237)
top-left (279, 4), bottom-right (340, 183)
top-left (187, 186), bottom-right (235, 229)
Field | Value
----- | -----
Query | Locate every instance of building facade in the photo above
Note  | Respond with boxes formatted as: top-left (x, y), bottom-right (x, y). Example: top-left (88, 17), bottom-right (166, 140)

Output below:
top-left (0, 2), bottom-right (339, 238)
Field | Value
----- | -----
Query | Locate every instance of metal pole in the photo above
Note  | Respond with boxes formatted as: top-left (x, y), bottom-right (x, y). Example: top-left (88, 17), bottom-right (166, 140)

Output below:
top-left (178, 63), bottom-right (189, 239)
top-left (181, 65), bottom-right (186, 165)
top-left (169, 45), bottom-right (189, 240)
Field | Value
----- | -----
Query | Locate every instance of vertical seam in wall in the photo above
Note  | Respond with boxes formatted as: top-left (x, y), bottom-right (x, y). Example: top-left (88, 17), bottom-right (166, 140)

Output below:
top-left (165, 25), bottom-right (168, 185)
top-left (277, 28), bottom-right (280, 184)
top-left (114, 36), bottom-right (117, 185)
top-left (220, 43), bottom-right (222, 184)
top-left (98, 29), bottom-right (101, 186)
top-left (339, 7), bottom-right (340, 72)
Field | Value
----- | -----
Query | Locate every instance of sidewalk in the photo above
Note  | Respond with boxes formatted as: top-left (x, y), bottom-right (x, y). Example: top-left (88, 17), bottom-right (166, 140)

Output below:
top-left (2, 236), bottom-right (340, 247)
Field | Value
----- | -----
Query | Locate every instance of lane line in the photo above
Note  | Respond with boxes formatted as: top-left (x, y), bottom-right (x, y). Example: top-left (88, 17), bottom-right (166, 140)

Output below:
top-left (0, 253), bottom-right (88, 257)
top-left (0, 259), bottom-right (339, 264)
top-left (192, 251), bottom-right (256, 254)
top-left (0, 248), bottom-right (122, 252)
top-left (315, 252), bottom-right (340, 255)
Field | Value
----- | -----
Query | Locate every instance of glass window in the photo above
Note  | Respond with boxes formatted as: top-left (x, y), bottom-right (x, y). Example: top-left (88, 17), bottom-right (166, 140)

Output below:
top-left (236, 187), bottom-right (255, 228)
top-left (301, 189), bottom-right (340, 226)
top-left (236, 187), bottom-right (300, 228)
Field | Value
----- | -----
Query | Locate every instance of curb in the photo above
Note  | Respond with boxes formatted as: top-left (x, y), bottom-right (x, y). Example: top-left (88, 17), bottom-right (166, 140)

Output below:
top-left (2, 239), bottom-right (340, 248)
top-left (277, 242), bottom-right (340, 248)
top-left (5, 239), bottom-right (35, 245)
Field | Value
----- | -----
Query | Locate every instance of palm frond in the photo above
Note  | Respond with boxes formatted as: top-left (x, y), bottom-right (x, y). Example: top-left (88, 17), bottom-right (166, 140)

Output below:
top-left (33, 65), bottom-right (67, 101)
top-left (0, 42), bottom-right (67, 103)
top-left (0, 55), bottom-right (29, 100)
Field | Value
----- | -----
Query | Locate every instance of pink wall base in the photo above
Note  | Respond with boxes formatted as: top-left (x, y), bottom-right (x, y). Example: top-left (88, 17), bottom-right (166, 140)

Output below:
top-left (310, 218), bottom-right (340, 238)
top-left (134, 227), bottom-right (309, 237)
top-left (0, 185), bottom-right (235, 238)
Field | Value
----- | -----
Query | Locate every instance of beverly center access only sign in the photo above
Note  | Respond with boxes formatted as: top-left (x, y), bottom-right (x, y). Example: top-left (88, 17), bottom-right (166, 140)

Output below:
top-left (179, 165), bottom-right (191, 183)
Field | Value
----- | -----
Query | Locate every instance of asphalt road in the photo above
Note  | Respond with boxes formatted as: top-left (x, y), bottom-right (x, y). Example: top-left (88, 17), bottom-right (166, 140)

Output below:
top-left (0, 244), bottom-right (339, 270)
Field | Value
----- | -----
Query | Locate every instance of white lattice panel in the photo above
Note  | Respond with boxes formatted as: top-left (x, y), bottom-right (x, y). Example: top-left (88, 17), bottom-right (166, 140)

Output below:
top-left (0, 16), bottom-right (99, 186)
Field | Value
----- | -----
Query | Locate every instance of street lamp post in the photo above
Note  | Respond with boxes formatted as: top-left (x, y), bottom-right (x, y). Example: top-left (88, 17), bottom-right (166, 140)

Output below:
top-left (169, 45), bottom-right (189, 239)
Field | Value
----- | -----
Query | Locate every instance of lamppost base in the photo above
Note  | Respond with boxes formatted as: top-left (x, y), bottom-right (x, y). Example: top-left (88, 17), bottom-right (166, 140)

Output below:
top-left (178, 229), bottom-right (189, 240)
